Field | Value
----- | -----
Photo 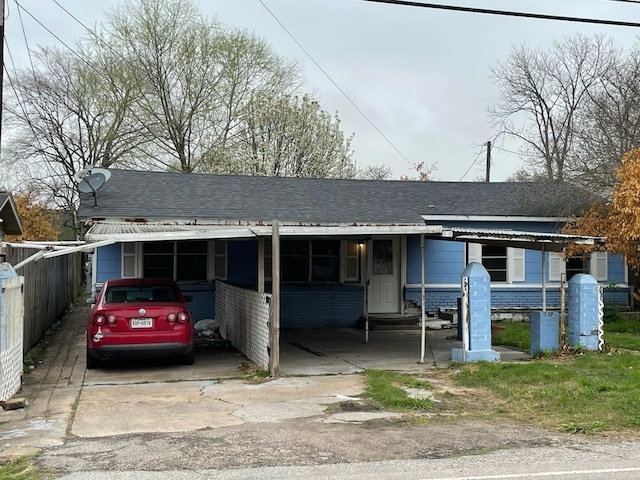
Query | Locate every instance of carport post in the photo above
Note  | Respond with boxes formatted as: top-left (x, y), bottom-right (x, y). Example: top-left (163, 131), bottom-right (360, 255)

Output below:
top-left (541, 245), bottom-right (546, 312)
top-left (363, 241), bottom-right (369, 344)
top-left (420, 233), bottom-right (426, 364)
top-left (269, 221), bottom-right (280, 378)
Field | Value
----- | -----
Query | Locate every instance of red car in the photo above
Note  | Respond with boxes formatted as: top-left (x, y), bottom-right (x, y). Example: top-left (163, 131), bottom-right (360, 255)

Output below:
top-left (86, 278), bottom-right (195, 369)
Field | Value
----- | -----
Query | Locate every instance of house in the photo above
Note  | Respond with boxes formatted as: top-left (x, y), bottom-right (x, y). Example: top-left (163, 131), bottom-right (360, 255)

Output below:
top-left (78, 169), bottom-right (627, 329)
top-left (0, 192), bottom-right (23, 261)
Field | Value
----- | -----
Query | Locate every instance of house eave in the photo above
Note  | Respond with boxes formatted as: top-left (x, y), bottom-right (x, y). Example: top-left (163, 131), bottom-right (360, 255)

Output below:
top-left (421, 215), bottom-right (572, 223)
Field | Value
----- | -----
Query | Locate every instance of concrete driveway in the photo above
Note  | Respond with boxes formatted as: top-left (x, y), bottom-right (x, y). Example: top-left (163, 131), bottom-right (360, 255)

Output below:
top-left (0, 303), bottom-right (528, 459)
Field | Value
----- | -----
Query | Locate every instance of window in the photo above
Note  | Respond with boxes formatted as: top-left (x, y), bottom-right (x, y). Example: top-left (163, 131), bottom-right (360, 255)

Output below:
top-left (549, 251), bottom-right (608, 282)
top-left (566, 256), bottom-right (589, 280)
top-left (143, 241), bottom-right (207, 281)
top-left (482, 245), bottom-right (507, 282)
top-left (122, 243), bottom-right (138, 278)
top-left (467, 243), bottom-right (525, 283)
top-left (208, 240), bottom-right (227, 280)
top-left (265, 239), bottom-right (347, 283)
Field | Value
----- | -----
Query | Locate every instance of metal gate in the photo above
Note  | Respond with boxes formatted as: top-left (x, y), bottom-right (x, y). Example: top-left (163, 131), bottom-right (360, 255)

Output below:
top-left (0, 267), bottom-right (25, 402)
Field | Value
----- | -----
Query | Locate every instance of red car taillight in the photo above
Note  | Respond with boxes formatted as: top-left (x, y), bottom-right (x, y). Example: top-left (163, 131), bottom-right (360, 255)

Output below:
top-left (107, 314), bottom-right (117, 325)
top-left (166, 312), bottom-right (189, 324)
top-left (94, 315), bottom-right (105, 325)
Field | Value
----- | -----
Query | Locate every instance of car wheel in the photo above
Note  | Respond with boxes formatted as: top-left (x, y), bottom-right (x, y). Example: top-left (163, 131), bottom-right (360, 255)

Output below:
top-left (86, 349), bottom-right (101, 370)
top-left (178, 349), bottom-right (195, 366)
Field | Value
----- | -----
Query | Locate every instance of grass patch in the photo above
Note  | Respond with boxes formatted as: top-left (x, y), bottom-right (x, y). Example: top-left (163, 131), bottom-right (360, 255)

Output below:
top-left (361, 370), bottom-right (434, 411)
top-left (492, 322), bottom-right (530, 350)
top-left (451, 351), bottom-right (640, 432)
top-left (604, 308), bottom-right (640, 350)
top-left (0, 456), bottom-right (55, 479)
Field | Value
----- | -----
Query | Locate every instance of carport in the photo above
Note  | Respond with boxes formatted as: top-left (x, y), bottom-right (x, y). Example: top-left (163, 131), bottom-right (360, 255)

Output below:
top-left (84, 221), bottom-right (603, 377)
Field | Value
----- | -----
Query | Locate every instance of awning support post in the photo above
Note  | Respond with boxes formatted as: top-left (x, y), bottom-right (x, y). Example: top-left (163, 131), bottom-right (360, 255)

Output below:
top-left (420, 233), bottom-right (426, 364)
top-left (542, 245), bottom-right (547, 312)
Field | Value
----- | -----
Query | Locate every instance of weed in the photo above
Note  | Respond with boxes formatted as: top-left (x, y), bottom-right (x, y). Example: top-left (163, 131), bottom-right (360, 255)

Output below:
top-left (361, 370), bottom-right (434, 411)
top-left (561, 421), bottom-right (605, 434)
top-left (0, 456), bottom-right (55, 480)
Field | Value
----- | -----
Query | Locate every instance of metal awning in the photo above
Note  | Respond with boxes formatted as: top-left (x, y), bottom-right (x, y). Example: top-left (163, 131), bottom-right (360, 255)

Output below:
top-left (84, 222), bottom-right (444, 242)
top-left (442, 226), bottom-right (604, 252)
top-left (84, 222), bottom-right (603, 250)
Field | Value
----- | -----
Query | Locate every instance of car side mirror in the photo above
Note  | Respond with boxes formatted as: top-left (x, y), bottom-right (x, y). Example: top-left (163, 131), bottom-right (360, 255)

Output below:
top-left (85, 297), bottom-right (96, 305)
top-left (184, 295), bottom-right (193, 303)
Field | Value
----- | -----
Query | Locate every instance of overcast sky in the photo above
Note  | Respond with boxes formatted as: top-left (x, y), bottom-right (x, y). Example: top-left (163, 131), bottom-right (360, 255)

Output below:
top-left (5, 0), bottom-right (640, 181)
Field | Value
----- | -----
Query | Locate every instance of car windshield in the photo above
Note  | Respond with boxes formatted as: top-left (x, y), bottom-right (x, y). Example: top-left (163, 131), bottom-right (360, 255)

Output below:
top-left (105, 285), bottom-right (178, 303)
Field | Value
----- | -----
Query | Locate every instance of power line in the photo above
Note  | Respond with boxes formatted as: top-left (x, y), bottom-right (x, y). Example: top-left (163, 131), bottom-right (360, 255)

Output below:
top-left (361, 0), bottom-right (640, 28)
top-left (458, 145), bottom-right (486, 182)
top-left (258, 0), bottom-right (419, 173)
top-left (606, 0), bottom-right (640, 4)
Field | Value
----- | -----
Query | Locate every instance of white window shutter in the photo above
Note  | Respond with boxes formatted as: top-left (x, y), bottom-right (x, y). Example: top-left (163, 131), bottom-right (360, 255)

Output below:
top-left (548, 252), bottom-right (566, 282)
top-left (467, 243), bottom-right (482, 264)
top-left (508, 248), bottom-right (525, 282)
top-left (590, 252), bottom-right (608, 281)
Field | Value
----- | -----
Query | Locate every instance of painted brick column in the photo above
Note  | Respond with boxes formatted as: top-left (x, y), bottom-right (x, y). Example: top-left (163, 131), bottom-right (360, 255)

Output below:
top-left (452, 262), bottom-right (500, 362)
top-left (568, 274), bottom-right (600, 350)
top-left (530, 311), bottom-right (559, 355)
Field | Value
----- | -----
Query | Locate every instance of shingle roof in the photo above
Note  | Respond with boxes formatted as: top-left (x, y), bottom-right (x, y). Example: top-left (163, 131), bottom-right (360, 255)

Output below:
top-left (0, 192), bottom-right (23, 235)
top-left (77, 169), bottom-right (600, 225)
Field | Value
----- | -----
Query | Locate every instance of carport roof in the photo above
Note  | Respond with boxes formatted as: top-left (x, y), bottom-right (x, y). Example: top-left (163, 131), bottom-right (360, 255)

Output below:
top-left (78, 169), bottom-right (601, 225)
top-left (83, 222), bottom-right (602, 252)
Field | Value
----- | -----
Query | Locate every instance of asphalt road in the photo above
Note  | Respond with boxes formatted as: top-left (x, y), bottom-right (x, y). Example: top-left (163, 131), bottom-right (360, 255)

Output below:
top-left (54, 443), bottom-right (640, 480)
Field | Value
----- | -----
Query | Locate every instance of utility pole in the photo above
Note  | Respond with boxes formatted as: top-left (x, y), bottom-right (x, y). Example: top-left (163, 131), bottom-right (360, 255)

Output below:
top-left (0, 0), bottom-right (5, 150)
top-left (485, 140), bottom-right (491, 182)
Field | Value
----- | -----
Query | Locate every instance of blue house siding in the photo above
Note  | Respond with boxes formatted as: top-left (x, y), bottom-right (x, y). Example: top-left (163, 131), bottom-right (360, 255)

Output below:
top-left (179, 282), bottom-right (216, 321)
top-left (608, 255), bottom-right (626, 284)
top-left (228, 240), bottom-right (258, 286)
top-left (280, 285), bottom-right (364, 330)
top-left (406, 237), bottom-right (464, 284)
top-left (96, 244), bottom-right (121, 283)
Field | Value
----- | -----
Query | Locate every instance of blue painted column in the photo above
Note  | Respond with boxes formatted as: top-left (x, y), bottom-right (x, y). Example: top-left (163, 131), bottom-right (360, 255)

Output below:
top-left (452, 262), bottom-right (500, 362)
top-left (530, 311), bottom-right (559, 355)
top-left (568, 274), bottom-right (600, 350)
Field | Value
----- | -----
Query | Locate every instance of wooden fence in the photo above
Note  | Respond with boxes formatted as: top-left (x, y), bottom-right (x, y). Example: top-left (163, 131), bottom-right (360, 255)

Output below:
top-left (5, 246), bottom-right (83, 352)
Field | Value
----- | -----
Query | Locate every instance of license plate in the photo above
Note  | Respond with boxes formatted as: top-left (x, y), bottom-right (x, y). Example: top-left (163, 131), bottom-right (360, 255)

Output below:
top-left (131, 318), bottom-right (153, 328)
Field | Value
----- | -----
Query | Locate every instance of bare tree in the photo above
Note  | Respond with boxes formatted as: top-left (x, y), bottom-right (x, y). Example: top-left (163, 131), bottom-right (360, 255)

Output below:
top-left (102, 0), bottom-right (301, 173)
top-left (490, 34), bottom-right (619, 181)
top-left (358, 165), bottom-right (394, 180)
top-left (2, 47), bottom-right (146, 236)
top-left (569, 44), bottom-right (640, 192)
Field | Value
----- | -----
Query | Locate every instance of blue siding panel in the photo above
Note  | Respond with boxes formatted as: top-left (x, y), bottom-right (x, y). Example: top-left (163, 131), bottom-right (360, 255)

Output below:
top-left (406, 237), bottom-right (465, 285)
top-left (524, 250), bottom-right (543, 283)
top-left (406, 285), bottom-right (628, 314)
top-left (608, 254), bottom-right (626, 284)
top-left (96, 244), bottom-right (121, 283)
top-left (228, 240), bottom-right (258, 286)
top-left (281, 285), bottom-right (364, 330)
top-left (179, 282), bottom-right (216, 321)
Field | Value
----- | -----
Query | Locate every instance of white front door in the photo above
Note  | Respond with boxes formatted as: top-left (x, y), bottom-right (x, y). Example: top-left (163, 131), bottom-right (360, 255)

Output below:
top-left (368, 237), bottom-right (401, 314)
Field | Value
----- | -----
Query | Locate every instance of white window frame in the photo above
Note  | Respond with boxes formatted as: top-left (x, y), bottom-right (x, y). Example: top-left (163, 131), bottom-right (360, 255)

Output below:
top-left (467, 243), bottom-right (525, 283)
top-left (264, 239), bottom-right (356, 284)
top-left (208, 240), bottom-right (228, 281)
top-left (548, 251), bottom-right (608, 282)
top-left (121, 242), bottom-right (139, 278)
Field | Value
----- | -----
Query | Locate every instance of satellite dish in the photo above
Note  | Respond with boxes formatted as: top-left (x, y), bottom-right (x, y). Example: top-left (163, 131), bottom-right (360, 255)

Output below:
top-left (76, 167), bottom-right (111, 206)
